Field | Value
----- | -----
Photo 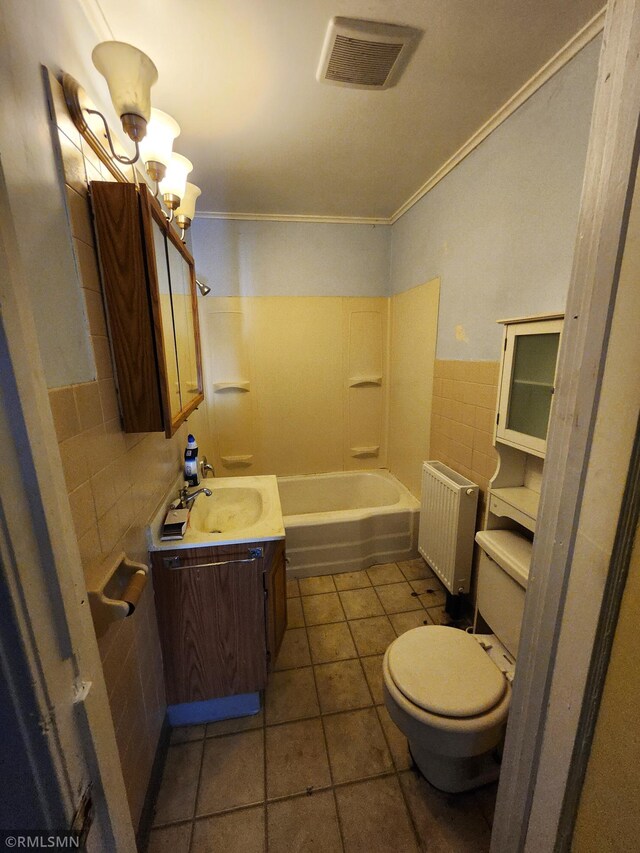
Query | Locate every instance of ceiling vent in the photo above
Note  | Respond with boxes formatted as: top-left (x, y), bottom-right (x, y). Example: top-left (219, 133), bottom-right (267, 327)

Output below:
top-left (317, 17), bottom-right (421, 90)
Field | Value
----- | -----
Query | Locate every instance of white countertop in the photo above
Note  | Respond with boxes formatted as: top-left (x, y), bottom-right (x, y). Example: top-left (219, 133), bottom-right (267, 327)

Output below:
top-left (148, 474), bottom-right (285, 551)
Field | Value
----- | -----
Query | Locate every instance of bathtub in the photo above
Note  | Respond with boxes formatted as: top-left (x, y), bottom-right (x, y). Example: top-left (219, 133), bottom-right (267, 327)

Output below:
top-left (277, 470), bottom-right (420, 578)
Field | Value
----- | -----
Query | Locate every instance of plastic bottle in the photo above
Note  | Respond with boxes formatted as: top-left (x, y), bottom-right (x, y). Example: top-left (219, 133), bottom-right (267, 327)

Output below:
top-left (183, 434), bottom-right (200, 487)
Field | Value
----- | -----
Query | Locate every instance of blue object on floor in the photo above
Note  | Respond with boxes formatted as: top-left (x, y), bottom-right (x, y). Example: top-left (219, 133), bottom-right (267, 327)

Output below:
top-left (167, 692), bottom-right (261, 726)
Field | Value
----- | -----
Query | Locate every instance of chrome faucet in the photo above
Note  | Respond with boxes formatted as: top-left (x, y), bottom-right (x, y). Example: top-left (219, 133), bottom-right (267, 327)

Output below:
top-left (200, 456), bottom-right (215, 478)
top-left (178, 485), bottom-right (212, 509)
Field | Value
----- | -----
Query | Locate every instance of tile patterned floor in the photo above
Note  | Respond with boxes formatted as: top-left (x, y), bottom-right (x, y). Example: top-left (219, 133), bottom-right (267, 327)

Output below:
top-left (147, 558), bottom-right (496, 853)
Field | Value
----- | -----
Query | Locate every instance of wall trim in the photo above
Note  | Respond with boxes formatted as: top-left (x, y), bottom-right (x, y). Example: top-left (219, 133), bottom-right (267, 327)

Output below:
top-left (389, 7), bottom-right (606, 224)
top-left (75, 0), bottom-right (114, 41)
top-left (196, 8), bottom-right (605, 227)
top-left (194, 210), bottom-right (389, 226)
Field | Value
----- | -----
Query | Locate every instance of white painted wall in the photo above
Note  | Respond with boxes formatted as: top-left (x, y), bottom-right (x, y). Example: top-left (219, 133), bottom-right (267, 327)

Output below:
top-left (389, 38), bottom-right (601, 361)
top-left (191, 218), bottom-right (390, 297)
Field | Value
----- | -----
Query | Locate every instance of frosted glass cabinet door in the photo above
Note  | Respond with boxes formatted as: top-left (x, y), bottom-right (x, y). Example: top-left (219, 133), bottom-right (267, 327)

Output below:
top-left (496, 318), bottom-right (563, 457)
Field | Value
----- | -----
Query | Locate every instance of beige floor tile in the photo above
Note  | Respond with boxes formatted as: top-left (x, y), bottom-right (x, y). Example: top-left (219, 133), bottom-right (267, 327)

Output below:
top-left (274, 627), bottom-right (312, 670)
top-left (307, 621), bottom-right (357, 664)
top-left (349, 616), bottom-right (396, 656)
top-left (191, 806), bottom-right (265, 853)
top-left (376, 581), bottom-right (421, 614)
top-left (426, 604), bottom-right (453, 626)
top-left (206, 709), bottom-right (264, 738)
top-left (266, 718), bottom-right (331, 799)
top-left (265, 667), bottom-right (319, 724)
top-left (153, 741), bottom-right (202, 825)
top-left (397, 558), bottom-right (434, 581)
top-left (315, 659), bottom-right (372, 714)
top-left (366, 563), bottom-right (404, 585)
top-left (196, 729), bottom-right (264, 815)
top-left (333, 570), bottom-right (372, 591)
top-left (146, 822), bottom-right (192, 853)
top-left (323, 707), bottom-right (393, 783)
top-left (389, 609), bottom-right (431, 636)
top-left (169, 724), bottom-right (206, 745)
top-left (400, 770), bottom-right (491, 852)
top-left (339, 587), bottom-right (384, 619)
top-left (267, 790), bottom-right (342, 853)
top-left (299, 575), bottom-right (337, 596)
top-left (287, 596), bottom-right (305, 628)
top-left (302, 592), bottom-right (346, 626)
top-left (360, 655), bottom-right (384, 705)
top-left (410, 577), bottom-right (448, 608)
top-left (287, 578), bottom-right (300, 598)
top-left (377, 705), bottom-right (411, 771)
top-left (335, 776), bottom-right (418, 852)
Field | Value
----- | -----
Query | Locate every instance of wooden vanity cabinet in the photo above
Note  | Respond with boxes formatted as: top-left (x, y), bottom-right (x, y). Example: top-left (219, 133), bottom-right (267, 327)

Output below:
top-left (150, 539), bottom-right (287, 705)
top-left (90, 181), bottom-right (204, 437)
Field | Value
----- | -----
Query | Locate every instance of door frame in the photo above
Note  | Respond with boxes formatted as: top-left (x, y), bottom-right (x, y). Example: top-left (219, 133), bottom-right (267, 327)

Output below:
top-left (491, 1), bottom-right (640, 849)
top-left (0, 162), bottom-right (136, 849)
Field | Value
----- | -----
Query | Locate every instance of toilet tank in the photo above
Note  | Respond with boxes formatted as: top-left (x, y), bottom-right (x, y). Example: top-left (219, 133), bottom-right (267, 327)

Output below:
top-left (474, 530), bottom-right (532, 659)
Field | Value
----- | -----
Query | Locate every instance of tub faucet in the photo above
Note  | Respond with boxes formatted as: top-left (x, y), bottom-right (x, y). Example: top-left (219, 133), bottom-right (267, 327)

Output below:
top-left (200, 456), bottom-right (215, 478)
top-left (179, 485), bottom-right (212, 509)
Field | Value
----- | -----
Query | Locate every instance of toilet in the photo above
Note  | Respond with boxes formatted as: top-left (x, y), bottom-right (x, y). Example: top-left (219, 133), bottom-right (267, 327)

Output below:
top-left (383, 528), bottom-right (532, 793)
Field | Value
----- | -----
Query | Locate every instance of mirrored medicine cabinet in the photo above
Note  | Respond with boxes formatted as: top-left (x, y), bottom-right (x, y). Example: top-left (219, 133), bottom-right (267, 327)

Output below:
top-left (91, 181), bottom-right (204, 437)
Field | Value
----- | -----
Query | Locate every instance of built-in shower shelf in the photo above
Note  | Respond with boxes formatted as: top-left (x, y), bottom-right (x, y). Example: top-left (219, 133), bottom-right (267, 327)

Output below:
top-left (212, 381), bottom-right (250, 392)
top-left (348, 375), bottom-right (382, 387)
top-left (220, 454), bottom-right (254, 467)
top-left (350, 446), bottom-right (380, 458)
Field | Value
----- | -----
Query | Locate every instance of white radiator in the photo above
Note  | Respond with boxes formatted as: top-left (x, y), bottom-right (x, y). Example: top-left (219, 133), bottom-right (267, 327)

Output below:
top-left (419, 461), bottom-right (479, 595)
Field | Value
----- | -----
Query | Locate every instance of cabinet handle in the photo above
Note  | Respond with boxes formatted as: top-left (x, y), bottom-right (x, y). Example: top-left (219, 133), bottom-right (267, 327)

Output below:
top-left (163, 547), bottom-right (263, 571)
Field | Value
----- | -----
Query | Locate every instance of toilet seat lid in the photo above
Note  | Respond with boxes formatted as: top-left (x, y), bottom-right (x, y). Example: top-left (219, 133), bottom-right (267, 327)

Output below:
top-left (387, 626), bottom-right (507, 718)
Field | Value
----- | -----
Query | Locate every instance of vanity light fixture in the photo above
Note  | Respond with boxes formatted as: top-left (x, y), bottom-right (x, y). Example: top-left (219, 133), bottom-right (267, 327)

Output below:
top-left (158, 154), bottom-right (193, 221)
top-left (139, 109), bottom-right (181, 184)
top-left (63, 41), bottom-right (158, 167)
top-left (175, 182), bottom-right (202, 240)
top-left (62, 41), bottom-right (200, 223)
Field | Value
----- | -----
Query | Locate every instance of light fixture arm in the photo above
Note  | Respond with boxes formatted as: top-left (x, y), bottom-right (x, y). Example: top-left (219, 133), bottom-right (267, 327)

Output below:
top-left (86, 108), bottom-right (141, 165)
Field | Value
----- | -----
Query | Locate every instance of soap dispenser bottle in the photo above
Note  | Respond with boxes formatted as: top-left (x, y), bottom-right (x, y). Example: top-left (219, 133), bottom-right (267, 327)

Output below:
top-left (184, 434), bottom-right (200, 487)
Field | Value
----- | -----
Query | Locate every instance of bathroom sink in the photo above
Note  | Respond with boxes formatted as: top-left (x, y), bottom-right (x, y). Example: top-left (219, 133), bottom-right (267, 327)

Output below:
top-left (148, 474), bottom-right (285, 550)
top-left (188, 488), bottom-right (263, 533)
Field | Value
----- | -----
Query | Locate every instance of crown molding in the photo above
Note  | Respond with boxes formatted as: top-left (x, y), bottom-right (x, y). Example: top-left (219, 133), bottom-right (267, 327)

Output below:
top-left (389, 7), bottom-right (606, 223)
top-left (194, 210), bottom-right (389, 226)
top-left (75, 0), bottom-right (114, 41)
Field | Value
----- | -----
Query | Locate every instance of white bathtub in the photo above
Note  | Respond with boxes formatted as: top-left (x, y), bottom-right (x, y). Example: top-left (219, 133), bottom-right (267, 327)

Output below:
top-left (278, 470), bottom-right (420, 578)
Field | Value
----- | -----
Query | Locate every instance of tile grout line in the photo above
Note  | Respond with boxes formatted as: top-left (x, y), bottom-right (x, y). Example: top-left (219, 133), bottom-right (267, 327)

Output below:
top-left (186, 734), bottom-right (206, 853)
top-left (301, 575), bottom-right (347, 852)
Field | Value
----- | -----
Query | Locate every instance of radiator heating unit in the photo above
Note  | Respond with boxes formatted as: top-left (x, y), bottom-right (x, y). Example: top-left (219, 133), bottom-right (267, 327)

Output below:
top-left (419, 461), bottom-right (479, 595)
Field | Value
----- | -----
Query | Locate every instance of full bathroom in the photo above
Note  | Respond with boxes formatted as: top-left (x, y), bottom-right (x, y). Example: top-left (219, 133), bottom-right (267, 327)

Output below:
top-left (3, 1), bottom-right (640, 852)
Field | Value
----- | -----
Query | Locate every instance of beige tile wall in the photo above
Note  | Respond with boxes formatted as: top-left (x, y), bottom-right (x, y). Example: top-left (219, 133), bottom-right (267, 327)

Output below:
top-left (430, 360), bottom-right (500, 521)
top-left (47, 75), bottom-right (206, 829)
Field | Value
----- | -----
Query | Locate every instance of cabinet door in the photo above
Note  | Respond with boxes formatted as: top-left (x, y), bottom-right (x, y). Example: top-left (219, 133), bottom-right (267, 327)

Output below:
top-left (151, 545), bottom-right (267, 705)
top-left (265, 540), bottom-right (287, 670)
top-left (151, 220), bottom-right (182, 420)
top-left (496, 319), bottom-right (562, 457)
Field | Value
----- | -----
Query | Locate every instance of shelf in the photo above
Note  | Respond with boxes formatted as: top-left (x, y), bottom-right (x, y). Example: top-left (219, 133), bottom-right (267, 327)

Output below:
top-left (350, 446), bottom-right (380, 458)
top-left (489, 486), bottom-right (539, 533)
top-left (213, 381), bottom-right (250, 392)
top-left (348, 375), bottom-right (382, 387)
top-left (512, 380), bottom-right (554, 388)
top-left (220, 454), bottom-right (253, 467)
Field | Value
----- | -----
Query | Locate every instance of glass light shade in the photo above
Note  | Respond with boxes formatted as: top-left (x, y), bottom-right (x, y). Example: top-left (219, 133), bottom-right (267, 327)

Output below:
top-left (92, 41), bottom-right (158, 122)
top-left (159, 153), bottom-right (193, 202)
top-left (175, 183), bottom-right (202, 221)
top-left (139, 109), bottom-right (180, 167)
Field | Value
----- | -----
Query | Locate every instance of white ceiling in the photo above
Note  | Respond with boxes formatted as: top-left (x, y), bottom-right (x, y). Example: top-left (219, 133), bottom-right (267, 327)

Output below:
top-left (93, 0), bottom-right (604, 220)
